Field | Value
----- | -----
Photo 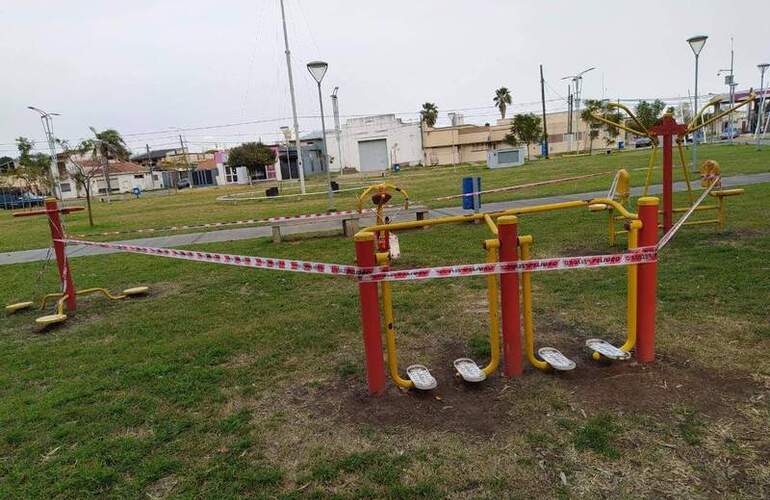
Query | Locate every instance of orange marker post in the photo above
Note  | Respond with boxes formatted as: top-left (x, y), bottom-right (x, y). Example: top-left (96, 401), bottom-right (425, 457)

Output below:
top-left (354, 231), bottom-right (387, 395)
top-left (636, 197), bottom-right (659, 363)
top-left (498, 216), bottom-right (522, 377)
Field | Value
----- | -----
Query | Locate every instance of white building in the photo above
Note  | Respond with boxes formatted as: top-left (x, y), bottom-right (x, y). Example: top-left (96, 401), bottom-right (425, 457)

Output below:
top-left (58, 159), bottom-right (163, 200)
top-left (323, 114), bottom-right (422, 172)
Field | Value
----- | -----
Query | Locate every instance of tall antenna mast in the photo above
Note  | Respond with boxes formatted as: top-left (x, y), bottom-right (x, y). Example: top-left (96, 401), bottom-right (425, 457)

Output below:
top-left (279, 0), bottom-right (306, 193)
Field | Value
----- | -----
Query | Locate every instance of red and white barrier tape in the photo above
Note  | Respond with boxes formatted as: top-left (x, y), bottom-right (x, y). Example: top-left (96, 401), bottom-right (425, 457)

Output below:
top-left (60, 239), bottom-right (373, 277)
top-left (59, 238), bottom-right (656, 283)
top-left (358, 247), bottom-right (657, 283)
top-left (656, 176), bottom-right (720, 251)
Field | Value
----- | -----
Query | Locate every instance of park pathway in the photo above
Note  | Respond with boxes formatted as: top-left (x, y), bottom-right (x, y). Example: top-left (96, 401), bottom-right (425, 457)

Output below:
top-left (1, 172), bottom-right (768, 266)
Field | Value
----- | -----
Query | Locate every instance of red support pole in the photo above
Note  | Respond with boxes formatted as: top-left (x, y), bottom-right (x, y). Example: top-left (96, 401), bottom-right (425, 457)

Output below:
top-left (661, 133), bottom-right (673, 233)
top-left (46, 198), bottom-right (77, 312)
top-left (636, 197), bottom-right (659, 363)
top-left (498, 216), bottom-right (522, 377)
top-left (354, 231), bottom-right (386, 395)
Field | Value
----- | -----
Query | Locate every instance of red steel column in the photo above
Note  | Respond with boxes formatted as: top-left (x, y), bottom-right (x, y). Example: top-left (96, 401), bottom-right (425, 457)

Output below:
top-left (498, 216), bottom-right (522, 377)
top-left (636, 197), bottom-right (659, 363)
top-left (661, 132), bottom-right (673, 233)
top-left (354, 231), bottom-right (386, 395)
top-left (46, 198), bottom-right (77, 312)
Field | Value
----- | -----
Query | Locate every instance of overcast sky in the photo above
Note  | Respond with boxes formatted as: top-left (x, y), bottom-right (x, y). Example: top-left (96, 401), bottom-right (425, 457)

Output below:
top-left (1, 0), bottom-right (768, 156)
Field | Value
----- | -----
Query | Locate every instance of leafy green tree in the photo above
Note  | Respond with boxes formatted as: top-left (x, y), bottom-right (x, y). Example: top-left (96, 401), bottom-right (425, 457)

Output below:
top-left (14, 137), bottom-right (52, 192)
top-left (504, 113), bottom-right (543, 160)
top-left (78, 128), bottom-right (130, 198)
top-left (420, 102), bottom-right (438, 128)
top-left (227, 142), bottom-right (276, 179)
top-left (631, 99), bottom-right (666, 133)
top-left (580, 99), bottom-right (604, 153)
top-left (493, 87), bottom-right (512, 120)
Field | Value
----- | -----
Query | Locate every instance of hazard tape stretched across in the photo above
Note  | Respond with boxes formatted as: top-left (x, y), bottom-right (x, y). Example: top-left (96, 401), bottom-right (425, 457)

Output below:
top-left (59, 238), bottom-right (656, 283)
top-left (60, 239), bottom-right (372, 277)
top-left (656, 176), bottom-right (720, 251)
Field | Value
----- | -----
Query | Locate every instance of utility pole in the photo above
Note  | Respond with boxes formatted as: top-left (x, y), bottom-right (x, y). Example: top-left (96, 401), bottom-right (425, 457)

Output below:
top-left (331, 86), bottom-right (344, 171)
top-left (146, 144), bottom-right (155, 189)
top-left (567, 86), bottom-right (573, 152)
top-left (27, 106), bottom-right (61, 199)
top-left (179, 135), bottom-right (193, 188)
top-left (539, 64), bottom-right (549, 159)
top-left (279, 0), bottom-right (306, 194)
top-left (718, 37), bottom-right (737, 144)
top-left (756, 63), bottom-right (769, 150)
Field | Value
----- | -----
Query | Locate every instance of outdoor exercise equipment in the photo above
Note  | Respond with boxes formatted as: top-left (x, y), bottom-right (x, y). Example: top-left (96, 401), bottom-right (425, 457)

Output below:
top-left (590, 93), bottom-right (754, 239)
top-left (354, 193), bottom-right (656, 395)
top-left (4, 198), bottom-right (149, 327)
top-left (356, 183), bottom-right (409, 252)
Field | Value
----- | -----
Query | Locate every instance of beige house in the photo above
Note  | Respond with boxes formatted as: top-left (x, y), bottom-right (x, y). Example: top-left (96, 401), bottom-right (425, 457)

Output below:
top-left (422, 110), bottom-right (622, 165)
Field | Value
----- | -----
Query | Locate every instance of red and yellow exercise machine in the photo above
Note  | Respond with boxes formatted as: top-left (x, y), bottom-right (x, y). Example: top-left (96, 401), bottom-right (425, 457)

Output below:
top-left (590, 94), bottom-right (754, 244)
top-left (353, 194), bottom-right (659, 395)
top-left (5, 198), bottom-right (148, 327)
top-left (356, 183), bottom-right (409, 252)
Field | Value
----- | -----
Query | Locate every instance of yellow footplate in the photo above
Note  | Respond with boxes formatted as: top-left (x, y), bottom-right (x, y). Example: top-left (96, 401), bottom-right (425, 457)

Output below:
top-left (406, 364), bottom-right (437, 390)
top-left (36, 314), bottom-right (67, 326)
top-left (538, 347), bottom-right (576, 371)
top-left (453, 358), bottom-right (486, 382)
top-left (585, 338), bottom-right (631, 360)
top-left (122, 286), bottom-right (149, 296)
top-left (6, 302), bottom-right (34, 313)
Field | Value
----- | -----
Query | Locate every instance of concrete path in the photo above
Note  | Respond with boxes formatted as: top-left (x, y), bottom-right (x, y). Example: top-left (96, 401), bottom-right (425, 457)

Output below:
top-left (2, 172), bottom-right (768, 266)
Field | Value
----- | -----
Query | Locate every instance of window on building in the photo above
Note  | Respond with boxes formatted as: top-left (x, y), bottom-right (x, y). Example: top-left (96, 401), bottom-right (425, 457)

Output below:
top-left (133, 174), bottom-right (144, 179)
top-left (60, 183), bottom-right (72, 192)
top-left (225, 166), bottom-right (238, 183)
top-left (152, 174), bottom-right (159, 181)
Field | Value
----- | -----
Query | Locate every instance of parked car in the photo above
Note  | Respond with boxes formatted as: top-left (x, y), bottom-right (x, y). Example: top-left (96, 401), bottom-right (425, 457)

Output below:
top-left (634, 137), bottom-right (653, 148)
top-left (720, 128), bottom-right (740, 140)
top-left (176, 178), bottom-right (191, 189)
top-left (0, 191), bottom-right (45, 209)
top-left (19, 193), bottom-right (45, 206)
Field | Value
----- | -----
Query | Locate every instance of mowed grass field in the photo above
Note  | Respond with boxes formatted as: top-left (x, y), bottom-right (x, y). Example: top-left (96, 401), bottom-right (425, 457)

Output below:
top-left (0, 147), bottom-right (769, 497)
top-left (1, 143), bottom-right (769, 253)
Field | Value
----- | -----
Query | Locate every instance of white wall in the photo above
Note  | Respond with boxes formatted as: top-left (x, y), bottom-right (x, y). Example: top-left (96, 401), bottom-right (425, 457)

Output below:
top-left (337, 115), bottom-right (422, 172)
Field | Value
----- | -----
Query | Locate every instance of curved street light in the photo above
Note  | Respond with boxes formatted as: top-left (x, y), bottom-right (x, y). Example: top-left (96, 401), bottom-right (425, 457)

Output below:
top-left (687, 35), bottom-right (708, 171)
top-left (307, 60), bottom-right (334, 211)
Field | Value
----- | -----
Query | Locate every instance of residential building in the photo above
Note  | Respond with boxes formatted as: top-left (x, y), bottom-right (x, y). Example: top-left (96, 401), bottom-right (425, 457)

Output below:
top-left (338, 114), bottom-right (422, 172)
top-left (58, 159), bottom-right (162, 200)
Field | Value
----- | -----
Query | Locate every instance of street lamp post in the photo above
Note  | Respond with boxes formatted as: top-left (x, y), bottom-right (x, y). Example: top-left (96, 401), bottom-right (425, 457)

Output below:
top-left (27, 106), bottom-right (61, 199)
top-left (307, 60), bottom-right (334, 211)
top-left (756, 63), bottom-right (769, 150)
top-left (687, 35), bottom-right (708, 172)
top-left (331, 87), bottom-right (344, 172)
top-left (561, 67), bottom-right (595, 154)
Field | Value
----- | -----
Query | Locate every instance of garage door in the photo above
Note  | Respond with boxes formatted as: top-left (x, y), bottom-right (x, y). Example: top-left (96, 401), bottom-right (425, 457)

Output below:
top-left (358, 139), bottom-right (388, 172)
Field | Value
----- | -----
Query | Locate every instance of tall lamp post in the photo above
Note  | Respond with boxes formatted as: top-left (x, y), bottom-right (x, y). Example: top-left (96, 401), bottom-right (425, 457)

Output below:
top-left (307, 60), bottom-right (334, 211)
top-left (280, 126), bottom-right (293, 180)
top-left (561, 67), bottom-right (595, 154)
top-left (27, 106), bottom-right (61, 199)
top-left (687, 35), bottom-right (708, 172)
top-left (756, 63), bottom-right (769, 150)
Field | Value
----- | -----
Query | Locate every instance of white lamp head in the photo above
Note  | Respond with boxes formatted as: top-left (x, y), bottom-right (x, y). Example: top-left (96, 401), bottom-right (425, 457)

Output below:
top-left (687, 35), bottom-right (708, 56)
top-left (307, 61), bottom-right (329, 83)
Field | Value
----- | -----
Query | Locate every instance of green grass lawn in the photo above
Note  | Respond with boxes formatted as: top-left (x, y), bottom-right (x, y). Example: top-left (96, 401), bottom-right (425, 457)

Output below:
top-left (0, 170), bottom-right (768, 497)
top-left (2, 143), bottom-right (768, 253)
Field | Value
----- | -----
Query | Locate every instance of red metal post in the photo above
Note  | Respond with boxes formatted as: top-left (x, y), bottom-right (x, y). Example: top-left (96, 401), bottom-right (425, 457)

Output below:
top-left (45, 198), bottom-right (77, 312)
top-left (498, 216), bottom-right (522, 377)
top-left (354, 231), bottom-right (387, 395)
top-left (650, 114), bottom-right (687, 234)
top-left (636, 197), bottom-right (659, 363)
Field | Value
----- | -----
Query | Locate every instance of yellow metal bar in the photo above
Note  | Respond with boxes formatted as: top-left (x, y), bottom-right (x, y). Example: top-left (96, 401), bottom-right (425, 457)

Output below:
top-left (520, 236), bottom-right (549, 371)
top-left (377, 252), bottom-right (414, 389)
top-left (55, 295), bottom-right (67, 316)
top-left (717, 196), bottom-right (725, 231)
top-left (607, 102), bottom-right (653, 137)
top-left (587, 198), bottom-right (637, 220)
top-left (589, 107), bottom-right (647, 138)
top-left (483, 214), bottom-right (498, 236)
top-left (620, 221), bottom-right (640, 353)
top-left (676, 139), bottom-right (695, 205)
top-left (642, 144), bottom-right (658, 197)
top-left (481, 240), bottom-right (500, 376)
top-left (658, 205), bottom-right (717, 214)
top-left (688, 92), bottom-right (756, 133)
top-left (76, 288), bottom-right (126, 300)
top-left (39, 292), bottom-right (65, 310)
top-left (608, 209), bottom-right (616, 246)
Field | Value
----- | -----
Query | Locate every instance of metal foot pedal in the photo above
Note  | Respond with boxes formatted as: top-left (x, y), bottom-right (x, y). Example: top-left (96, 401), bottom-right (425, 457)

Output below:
top-left (6, 302), bottom-right (34, 313)
top-left (585, 338), bottom-right (631, 360)
top-left (36, 313), bottom-right (68, 326)
top-left (538, 347), bottom-right (576, 371)
top-left (122, 286), bottom-right (149, 296)
top-left (453, 358), bottom-right (486, 382)
top-left (406, 364), bottom-right (437, 390)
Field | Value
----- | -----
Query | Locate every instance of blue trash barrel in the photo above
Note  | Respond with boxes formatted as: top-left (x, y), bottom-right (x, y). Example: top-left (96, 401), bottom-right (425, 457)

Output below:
top-left (462, 176), bottom-right (481, 211)
top-left (618, 140), bottom-right (625, 150)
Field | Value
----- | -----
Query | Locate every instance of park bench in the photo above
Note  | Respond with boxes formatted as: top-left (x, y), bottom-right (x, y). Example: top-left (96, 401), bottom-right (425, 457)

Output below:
top-left (271, 205), bottom-right (429, 243)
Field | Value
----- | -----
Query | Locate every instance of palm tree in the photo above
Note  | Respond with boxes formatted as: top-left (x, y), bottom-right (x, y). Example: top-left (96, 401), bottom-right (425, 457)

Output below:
top-left (493, 87), bottom-right (512, 120)
top-left (420, 102), bottom-right (438, 128)
top-left (79, 128), bottom-right (130, 201)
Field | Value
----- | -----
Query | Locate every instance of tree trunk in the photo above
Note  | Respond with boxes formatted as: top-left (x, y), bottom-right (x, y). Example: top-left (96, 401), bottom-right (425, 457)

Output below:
top-left (85, 188), bottom-right (94, 227)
